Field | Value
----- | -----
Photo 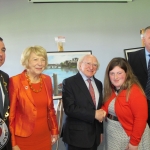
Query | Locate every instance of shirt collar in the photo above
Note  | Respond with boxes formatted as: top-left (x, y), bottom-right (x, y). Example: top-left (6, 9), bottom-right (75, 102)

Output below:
top-left (145, 48), bottom-right (150, 56)
top-left (79, 71), bottom-right (94, 81)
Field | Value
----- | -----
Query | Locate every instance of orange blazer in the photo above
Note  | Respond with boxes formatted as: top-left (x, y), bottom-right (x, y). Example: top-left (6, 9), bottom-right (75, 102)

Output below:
top-left (9, 70), bottom-right (59, 146)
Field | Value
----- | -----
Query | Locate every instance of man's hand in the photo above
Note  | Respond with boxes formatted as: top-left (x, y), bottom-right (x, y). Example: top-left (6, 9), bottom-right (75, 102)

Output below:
top-left (100, 134), bottom-right (103, 143)
top-left (95, 109), bottom-right (106, 122)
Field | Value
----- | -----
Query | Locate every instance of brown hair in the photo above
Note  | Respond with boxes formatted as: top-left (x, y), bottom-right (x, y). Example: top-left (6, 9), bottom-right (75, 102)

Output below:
top-left (103, 57), bottom-right (144, 103)
top-left (0, 37), bottom-right (3, 41)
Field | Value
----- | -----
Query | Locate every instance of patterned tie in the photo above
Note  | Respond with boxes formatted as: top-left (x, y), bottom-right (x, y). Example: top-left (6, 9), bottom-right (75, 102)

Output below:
top-left (145, 54), bottom-right (150, 100)
top-left (87, 79), bottom-right (96, 106)
top-left (0, 87), bottom-right (3, 117)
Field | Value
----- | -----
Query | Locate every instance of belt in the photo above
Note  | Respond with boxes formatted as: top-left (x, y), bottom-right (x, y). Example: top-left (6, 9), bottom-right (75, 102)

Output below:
top-left (107, 114), bottom-right (118, 121)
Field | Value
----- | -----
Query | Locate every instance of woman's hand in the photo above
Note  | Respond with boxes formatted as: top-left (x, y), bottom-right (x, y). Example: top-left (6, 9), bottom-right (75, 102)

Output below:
top-left (125, 143), bottom-right (138, 150)
top-left (51, 134), bottom-right (59, 145)
top-left (12, 145), bottom-right (20, 150)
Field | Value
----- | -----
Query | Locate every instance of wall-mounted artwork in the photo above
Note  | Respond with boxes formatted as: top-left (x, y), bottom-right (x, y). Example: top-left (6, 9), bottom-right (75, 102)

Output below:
top-left (124, 47), bottom-right (144, 60)
top-left (43, 50), bottom-right (92, 99)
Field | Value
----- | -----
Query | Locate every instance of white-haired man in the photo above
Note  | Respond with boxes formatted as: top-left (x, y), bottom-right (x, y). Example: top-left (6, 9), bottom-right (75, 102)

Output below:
top-left (62, 54), bottom-right (104, 150)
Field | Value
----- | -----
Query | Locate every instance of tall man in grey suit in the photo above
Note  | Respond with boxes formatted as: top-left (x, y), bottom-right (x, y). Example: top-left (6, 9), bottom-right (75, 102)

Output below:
top-left (0, 37), bottom-right (12, 150)
top-left (62, 54), bottom-right (105, 150)
top-left (128, 26), bottom-right (150, 126)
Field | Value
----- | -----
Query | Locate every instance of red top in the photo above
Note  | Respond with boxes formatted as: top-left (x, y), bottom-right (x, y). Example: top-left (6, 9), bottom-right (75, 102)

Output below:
top-left (9, 71), bottom-right (58, 147)
top-left (102, 84), bottom-right (148, 146)
top-left (15, 83), bottom-right (51, 150)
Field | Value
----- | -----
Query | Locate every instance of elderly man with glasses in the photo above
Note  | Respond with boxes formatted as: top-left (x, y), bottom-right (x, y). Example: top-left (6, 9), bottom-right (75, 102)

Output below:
top-left (61, 54), bottom-right (105, 150)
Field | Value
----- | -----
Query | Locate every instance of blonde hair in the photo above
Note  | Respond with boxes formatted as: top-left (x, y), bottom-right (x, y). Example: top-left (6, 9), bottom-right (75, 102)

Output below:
top-left (77, 54), bottom-right (100, 70)
top-left (21, 45), bottom-right (48, 69)
top-left (103, 57), bottom-right (144, 103)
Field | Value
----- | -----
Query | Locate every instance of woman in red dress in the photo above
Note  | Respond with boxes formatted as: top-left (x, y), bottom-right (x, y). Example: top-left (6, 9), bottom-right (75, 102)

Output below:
top-left (9, 46), bottom-right (59, 150)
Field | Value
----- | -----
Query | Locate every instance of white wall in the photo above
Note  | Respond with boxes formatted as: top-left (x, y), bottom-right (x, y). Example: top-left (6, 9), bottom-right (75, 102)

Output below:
top-left (0, 0), bottom-right (149, 82)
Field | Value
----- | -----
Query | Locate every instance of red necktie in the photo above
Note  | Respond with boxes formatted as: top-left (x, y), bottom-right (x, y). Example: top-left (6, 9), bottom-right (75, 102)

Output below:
top-left (87, 79), bottom-right (96, 106)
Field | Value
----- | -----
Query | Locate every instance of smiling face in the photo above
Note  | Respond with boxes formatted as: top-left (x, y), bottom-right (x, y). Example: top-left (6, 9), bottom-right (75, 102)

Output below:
top-left (79, 55), bottom-right (98, 78)
top-left (27, 52), bottom-right (46, 77)
top-left (0, 41), bottom-right (6, 67)
top-left (109, 66), bottom-right (126, 89)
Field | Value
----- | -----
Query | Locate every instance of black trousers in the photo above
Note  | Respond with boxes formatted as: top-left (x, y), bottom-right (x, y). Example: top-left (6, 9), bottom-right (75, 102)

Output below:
top-left (1, 138), bottom-right (12, 150)
top-left (2, 147), bottom-right (7, 150)
top-left (1, 144), bottom-right (12, 150)
top-left (65, 143), bottom-right (97, 150)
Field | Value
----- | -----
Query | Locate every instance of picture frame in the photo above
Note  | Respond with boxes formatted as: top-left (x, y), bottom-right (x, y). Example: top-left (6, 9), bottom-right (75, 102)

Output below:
top-left (43, 50), bottom-right (92, 100)
top-left (124, 47), bottom-right (144, 60)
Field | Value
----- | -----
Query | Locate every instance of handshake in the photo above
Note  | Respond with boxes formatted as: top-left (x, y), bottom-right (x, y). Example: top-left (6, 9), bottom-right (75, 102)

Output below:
top-left (95, 109), bottom-right (106, 122)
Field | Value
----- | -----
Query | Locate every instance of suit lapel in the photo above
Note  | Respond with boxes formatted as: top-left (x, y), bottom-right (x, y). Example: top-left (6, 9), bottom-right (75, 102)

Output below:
top-left (94, 77), bottom-right (102, 109)
top-left (42, 75), bottom-right (51, 107)
top-left (20, 71), bottom-right (35, 106)
top-left (74, 73), bottom-right (95, 107)
top-left (139, 49), bottom-right (147, 73)
top-left (0, 72), bottom-right (9, 119)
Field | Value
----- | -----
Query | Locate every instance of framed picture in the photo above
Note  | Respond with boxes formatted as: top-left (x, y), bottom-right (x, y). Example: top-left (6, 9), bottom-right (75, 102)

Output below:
top-left (124, 47), bottom-right (144, 60)
top-left (43, 50), bottom-right (92, 100)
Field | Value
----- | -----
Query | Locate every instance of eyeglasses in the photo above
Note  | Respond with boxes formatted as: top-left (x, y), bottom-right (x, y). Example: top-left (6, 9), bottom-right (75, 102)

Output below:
top-left (82, 62), bottom-right (98, 68)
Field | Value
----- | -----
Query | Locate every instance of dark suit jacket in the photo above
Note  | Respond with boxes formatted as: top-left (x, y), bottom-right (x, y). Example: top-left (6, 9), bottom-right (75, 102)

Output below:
top-left (128, 48), bottom-right (147, 90)
top-left (61, 72), bottom-right (103, 148)
top-left (0, 70), bottom-right (12, 150)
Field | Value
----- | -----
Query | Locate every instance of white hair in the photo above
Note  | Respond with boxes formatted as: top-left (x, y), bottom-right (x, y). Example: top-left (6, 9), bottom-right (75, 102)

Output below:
top-left (77, 54), bottom-right (100, 70)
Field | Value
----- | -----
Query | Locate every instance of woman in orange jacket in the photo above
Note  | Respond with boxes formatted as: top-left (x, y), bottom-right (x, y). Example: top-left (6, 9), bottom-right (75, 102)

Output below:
top-left (102, 57), bottom-right (150, 150)
top-left (9, 46), bottom-right (59, 150)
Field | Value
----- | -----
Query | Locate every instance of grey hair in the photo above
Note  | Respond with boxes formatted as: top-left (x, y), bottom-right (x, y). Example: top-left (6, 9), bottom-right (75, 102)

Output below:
top-left (77, 54), bottom-right (100, 70)
top-left (143, 26), bottom-right (150, 37)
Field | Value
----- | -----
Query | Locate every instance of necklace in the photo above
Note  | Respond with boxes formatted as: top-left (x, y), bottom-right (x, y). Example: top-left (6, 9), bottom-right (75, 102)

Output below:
top-left (25, 72), bottom-right (43, 93)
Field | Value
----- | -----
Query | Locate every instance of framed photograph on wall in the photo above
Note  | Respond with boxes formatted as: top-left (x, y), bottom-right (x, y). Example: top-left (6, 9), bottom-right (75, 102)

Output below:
top-left (43, 50), bottom-right (92, 100)
top-left (124, 47), bottom-right (144, 60)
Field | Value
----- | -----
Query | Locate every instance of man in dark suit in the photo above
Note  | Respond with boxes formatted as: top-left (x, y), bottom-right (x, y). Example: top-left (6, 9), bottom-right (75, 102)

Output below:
top-left (62, 54), bottom-right (105, 150)
top-left (128, 26), bottom-right (150, 126)
top-left (0, 37), bottom-right (12, 150)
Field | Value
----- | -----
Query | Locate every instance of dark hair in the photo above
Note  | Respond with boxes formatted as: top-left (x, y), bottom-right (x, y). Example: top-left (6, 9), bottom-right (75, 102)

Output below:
top-left (103, 57), bottom-right (144, 102)
top-left (0, 37), bottom-right (3, 41)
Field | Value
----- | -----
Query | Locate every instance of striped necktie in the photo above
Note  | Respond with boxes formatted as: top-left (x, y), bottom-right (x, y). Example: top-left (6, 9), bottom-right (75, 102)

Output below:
top-left (145, 54), bottom-right (150, 100)
top-left (87, 79), bottom-right (96, 106)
